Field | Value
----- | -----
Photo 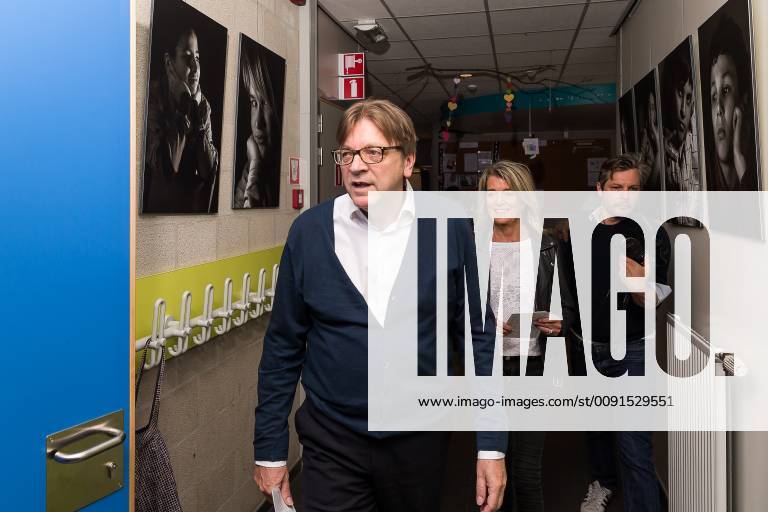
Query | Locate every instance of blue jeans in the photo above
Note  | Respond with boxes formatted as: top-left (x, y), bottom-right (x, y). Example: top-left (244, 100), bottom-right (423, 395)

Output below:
top-left (587, 341), bottom-right (663, 512)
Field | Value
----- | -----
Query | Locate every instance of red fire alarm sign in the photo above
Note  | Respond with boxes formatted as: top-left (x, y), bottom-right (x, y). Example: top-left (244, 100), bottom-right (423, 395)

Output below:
top-left (338, 77), bottom-right (365, 100)
top-left (338, 53), bottom-right (365, 76)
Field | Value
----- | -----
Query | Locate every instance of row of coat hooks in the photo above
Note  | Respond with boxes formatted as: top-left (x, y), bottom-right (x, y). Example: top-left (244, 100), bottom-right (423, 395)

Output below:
top-left (135, 264), bottom-right (280, 369)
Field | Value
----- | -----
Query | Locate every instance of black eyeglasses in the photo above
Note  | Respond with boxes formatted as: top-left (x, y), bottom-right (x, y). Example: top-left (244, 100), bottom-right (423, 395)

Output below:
top-left (332, 146), bottom-right (403, 165)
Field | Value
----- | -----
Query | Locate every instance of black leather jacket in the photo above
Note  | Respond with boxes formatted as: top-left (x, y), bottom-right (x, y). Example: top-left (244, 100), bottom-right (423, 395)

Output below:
top-left (528, 233), bottom-right (580, 358)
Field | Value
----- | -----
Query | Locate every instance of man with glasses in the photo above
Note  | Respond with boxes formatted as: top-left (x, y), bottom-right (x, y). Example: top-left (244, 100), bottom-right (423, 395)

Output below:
top-left (252, 99), bottom-right (507, 511)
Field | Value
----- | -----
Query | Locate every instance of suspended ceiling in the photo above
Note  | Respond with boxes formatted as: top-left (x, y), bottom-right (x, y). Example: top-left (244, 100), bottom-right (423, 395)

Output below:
top-left (318, 0), bottom-right (630, 126)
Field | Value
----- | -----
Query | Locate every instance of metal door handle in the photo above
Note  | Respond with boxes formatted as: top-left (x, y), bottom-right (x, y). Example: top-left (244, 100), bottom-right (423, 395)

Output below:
top-left (47, 424), bottom-right (125, 464)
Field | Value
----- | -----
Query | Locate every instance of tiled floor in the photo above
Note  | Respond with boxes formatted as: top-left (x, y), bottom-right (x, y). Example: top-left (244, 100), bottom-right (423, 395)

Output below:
top-left (275, 431), bottom-right (668, 511)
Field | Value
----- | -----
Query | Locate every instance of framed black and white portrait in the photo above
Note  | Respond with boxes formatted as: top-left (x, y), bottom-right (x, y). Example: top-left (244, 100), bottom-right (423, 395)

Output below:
top-left (659, 37), bottom-right (702, 193)
top-left (141, 0), bottom-right (228, 214)
top-left (698, 0), bottom-right (760, 191)
top-left (633, 70), bottom-right (663, 191)
top-left (232, 34), bottom-right (286, 209)
top-left (618, 90), bottom-right (637, 154)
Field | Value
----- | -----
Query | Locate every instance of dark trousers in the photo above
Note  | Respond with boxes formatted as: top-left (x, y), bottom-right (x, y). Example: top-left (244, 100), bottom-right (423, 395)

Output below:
top-left (587, 342), bottom-right (663, 512)
top-left (295, 400), bottom-right (450, 512)
top-left (501, 356), bottom-right (546, 512)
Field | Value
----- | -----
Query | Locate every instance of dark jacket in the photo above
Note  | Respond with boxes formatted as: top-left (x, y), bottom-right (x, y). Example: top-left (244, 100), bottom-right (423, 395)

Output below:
top-left (253, 199), bottom-right (506, 461)
top-left (528, 232), bottom-right (580, 358)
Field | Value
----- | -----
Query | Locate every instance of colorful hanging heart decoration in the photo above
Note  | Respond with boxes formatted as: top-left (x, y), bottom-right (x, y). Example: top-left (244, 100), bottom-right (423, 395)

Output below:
top-left (503, 77), bottom-right (515, 126)
top-left (443, 76), bottom-right (462, 137)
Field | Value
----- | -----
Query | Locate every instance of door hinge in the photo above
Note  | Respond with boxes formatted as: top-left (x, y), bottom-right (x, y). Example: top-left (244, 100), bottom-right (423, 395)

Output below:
top-left (317, 114), bottom-right (323, 133)
top-left (317, 147), bottom-right (323, 166)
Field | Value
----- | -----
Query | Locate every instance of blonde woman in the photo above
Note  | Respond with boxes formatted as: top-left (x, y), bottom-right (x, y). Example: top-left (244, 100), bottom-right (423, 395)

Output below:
top-left (480, 161), bottom-right (578, 512)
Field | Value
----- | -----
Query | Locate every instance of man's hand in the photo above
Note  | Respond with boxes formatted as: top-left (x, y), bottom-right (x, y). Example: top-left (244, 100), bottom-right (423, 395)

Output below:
top-left (624, 257), bottom-right (646, 306)
top-left (253, 465), bottom-right (293, 507)
top-left (476, 458), bottom-right (506, 512)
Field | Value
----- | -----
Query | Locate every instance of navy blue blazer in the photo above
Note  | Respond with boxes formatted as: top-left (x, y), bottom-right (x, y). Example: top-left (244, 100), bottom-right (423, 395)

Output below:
top-left (253, 198), bottom-right (506, 461)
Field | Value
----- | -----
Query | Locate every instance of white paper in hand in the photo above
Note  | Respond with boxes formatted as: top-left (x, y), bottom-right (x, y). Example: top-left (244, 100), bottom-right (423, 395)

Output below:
top-left (271, 487), bottom-right (297, 512)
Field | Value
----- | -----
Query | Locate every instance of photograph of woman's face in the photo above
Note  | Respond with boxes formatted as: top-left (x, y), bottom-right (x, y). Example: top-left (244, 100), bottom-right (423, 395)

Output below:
top-left (710, 52), bottom-right (741, 164)
top-left (168, 30), bottom-right (201, 95)
top-left (247, 69), bottom-right (274, 155)
top-left (232, 34), bottom-right (286, 209)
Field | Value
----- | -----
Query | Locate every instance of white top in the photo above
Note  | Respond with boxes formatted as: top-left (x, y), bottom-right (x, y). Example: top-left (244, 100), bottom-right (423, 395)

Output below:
top-left (333, 189), bottom-right (414, 326)
top-left (489, 240), bottom-right (541, 357)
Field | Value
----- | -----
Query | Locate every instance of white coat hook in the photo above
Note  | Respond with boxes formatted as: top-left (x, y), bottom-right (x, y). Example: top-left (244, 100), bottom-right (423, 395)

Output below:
top-left (232, 273), bottom-right (252, 326)
top-left (166, 292), bottom-right (193, 357)
top-left (213, 277), bottom-right (234, 335)
top-left (144, 299), bottom-right (168, 369)
top-left (264, 264), bottom-right (279, 312)
top-left (248, 268), bottom-right (267, 319)
top-left (191, 283), bottom-right (215, 345)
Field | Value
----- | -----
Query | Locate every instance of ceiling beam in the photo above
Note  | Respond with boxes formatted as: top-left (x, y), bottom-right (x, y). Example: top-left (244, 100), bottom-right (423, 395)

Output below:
top-left (556, 0), bottom-right (591, 84)
top-left (483, 0), bottom-right (503, 94)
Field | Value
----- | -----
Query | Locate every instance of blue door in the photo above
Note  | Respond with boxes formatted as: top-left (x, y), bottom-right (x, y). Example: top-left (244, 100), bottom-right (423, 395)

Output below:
top-left (0, 1), bottom-right (130, 510)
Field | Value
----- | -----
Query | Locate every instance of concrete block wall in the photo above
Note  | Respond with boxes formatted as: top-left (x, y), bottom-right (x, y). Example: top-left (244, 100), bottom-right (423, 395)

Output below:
top-left (135, 1), bottom-right (306, 510)
top-left (136, 316), bottom-right (301, 512)
top-left (135, 0), bottom-right (302, 278)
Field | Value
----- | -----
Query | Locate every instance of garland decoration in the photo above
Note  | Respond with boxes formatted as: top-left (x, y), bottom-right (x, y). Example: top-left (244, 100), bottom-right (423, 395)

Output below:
top-left (441, 76), bottom-right (461, 141)
top-left (503, 76), bottom-right (515, 125)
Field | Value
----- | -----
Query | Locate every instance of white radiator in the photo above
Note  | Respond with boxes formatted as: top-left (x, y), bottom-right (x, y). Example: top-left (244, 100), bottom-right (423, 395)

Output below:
top-left (666, 313), bottom-right (731, 512)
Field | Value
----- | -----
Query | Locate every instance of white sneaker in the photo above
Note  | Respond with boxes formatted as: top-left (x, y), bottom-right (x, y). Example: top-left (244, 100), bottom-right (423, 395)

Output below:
top-left (580, 480), bottom-right (613, 512)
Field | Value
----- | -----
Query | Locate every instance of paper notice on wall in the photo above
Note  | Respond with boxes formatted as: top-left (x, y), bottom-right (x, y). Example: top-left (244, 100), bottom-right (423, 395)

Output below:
top-left (464, 152), bottom-right (478, 173)
top-left (587, 157), bottom-right (607, 187)
top-left (478, 151), bottom-right (493, 171)
top-left (523, 138), bottom-right (540, 158)
top-left (442, 153), bottom-right (457, 173)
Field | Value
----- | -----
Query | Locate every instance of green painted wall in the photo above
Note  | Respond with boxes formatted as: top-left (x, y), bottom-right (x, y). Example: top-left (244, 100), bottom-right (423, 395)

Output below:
top-left (136, 246), bottom-right (284, 342)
